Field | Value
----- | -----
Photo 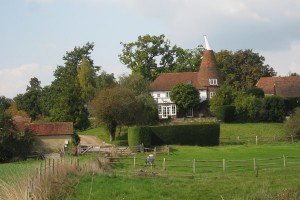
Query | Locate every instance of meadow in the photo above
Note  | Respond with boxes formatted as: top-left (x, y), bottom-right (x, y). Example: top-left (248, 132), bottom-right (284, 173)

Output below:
top-left (2, 122), bottom-right (300, 199)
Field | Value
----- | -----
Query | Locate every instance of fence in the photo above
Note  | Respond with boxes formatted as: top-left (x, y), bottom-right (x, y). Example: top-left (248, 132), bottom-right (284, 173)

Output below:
top-left (220, 135), bottom-right (299, 145)
top-left (79, 144), bottom-right (170, 156)
top-left (106, 155), bottom-right (300, 176)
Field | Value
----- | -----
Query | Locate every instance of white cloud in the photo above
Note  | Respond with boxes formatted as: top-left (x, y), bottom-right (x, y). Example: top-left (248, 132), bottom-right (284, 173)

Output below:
top-left (0, 64), bottom-right (55, 98)
top-left (262, 41), bottom-right (300, 76)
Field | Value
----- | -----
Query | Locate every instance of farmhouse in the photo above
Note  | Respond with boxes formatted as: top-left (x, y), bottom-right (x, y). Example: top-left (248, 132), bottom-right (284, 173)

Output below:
top-left (150, 36), bottom-right (222, 119)
top-left (256, 76), bottom-right (300, 97)
top-left (12, 117), bottom-right (74, 153)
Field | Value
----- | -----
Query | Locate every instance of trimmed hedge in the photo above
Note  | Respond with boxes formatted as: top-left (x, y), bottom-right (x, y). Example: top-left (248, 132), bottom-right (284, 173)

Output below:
top-left (128, 123), bottom-right (220, 146)
top-left (128, 126), bottom-right (152, 147)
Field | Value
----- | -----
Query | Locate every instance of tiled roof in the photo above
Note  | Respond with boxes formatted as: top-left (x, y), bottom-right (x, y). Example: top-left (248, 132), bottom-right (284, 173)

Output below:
top-left (275, 80), bottom-right (300, 97)
top-left (12, 117), bottom-right (32, 132)
top-left (149, 72), bottom-right (202, 91)
top-left (150, 50), bottom-right (222, 91)
top-left (256, 76), bottom-right (300, 95)
top-left (26, 122), bottom-right (74, 136)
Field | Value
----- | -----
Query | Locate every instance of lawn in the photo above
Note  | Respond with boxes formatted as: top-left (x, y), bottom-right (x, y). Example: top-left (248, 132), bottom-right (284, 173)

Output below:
top-left (69, 143), bottom-right (300, 200)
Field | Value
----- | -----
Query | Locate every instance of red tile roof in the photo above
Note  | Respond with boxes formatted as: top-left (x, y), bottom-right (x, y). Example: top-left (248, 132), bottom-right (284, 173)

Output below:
top-left (12, 117), bottom-right (32, 132)
top-left (150, 50), bottom-right (222, 91)
top-left (256, 76), bottom-right (300, 96)
top-left (26, 122), bottom-right (74, 136)
top-left (275, 80), bottom-right (300, 97)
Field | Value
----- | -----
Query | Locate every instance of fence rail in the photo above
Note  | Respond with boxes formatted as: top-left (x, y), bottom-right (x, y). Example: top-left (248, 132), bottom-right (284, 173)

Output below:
top-left (107, 155), bottom-right (300, 175)
top-left (220, 135), bottom-right (299, 144)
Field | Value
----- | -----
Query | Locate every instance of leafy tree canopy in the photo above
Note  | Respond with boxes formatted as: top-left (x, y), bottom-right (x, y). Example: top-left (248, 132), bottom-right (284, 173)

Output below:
top-left (216, 49), bottom-right (277, 91)
top-left (170, 83), bottom-right (200, 115)
top-left (119, 34), bottom-right (204, 81)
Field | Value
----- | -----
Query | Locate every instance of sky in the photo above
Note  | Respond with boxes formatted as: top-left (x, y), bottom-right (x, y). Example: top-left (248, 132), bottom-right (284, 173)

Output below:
top-left (1, 0), bottom-right (300, 98)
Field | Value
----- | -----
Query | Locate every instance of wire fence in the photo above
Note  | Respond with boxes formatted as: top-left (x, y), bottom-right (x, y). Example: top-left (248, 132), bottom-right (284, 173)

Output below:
top-left (106, 155), bottom-right (300, 176)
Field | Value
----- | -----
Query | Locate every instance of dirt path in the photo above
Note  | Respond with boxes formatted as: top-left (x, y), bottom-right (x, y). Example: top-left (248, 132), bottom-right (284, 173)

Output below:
top-left (79, 135), bottom-right (112, 146)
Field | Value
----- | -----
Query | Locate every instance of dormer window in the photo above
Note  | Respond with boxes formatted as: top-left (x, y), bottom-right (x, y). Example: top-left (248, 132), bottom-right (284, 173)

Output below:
top-left (209, 79), bottom-right (218, 85)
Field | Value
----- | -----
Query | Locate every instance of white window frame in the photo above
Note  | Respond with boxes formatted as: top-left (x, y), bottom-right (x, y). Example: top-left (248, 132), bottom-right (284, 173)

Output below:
top-left (157, 93), bottom-right (160, 98)
top-left (171, 104), bottom-right (176, 115)
top-left (158, 105), bottom-right (162, 115)
top-left (210, 92), bottom-right (216, 98)
top-left (209, 79), bottom-right (218, 85)
top-left (166, 92), bottom-right (169, 98)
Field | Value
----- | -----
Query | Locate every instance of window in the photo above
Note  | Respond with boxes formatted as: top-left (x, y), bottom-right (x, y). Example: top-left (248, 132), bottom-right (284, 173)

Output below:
top-left (210, 92), bottom-right (216, 98)
top-left (166, 92), bottom-right (169, 98)
top-left (157, 93), bottom-right (160, 98)
top-left (186, 80), bottom-right (192, 84)
top-left (172, 104), bottom-right (176, 115)
top-left (209, 79), bottom-right (218, 85)
top-left (158, 105), bottom-right (162, 115)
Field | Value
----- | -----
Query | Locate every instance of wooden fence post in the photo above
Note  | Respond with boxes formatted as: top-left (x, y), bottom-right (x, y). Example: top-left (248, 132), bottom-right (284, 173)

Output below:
top-left (283, 155), bottom-right (286, 168)
top-left (223, 159), bottom-right (226, 172)
top-left (154, 147), bottom-right (157, 155)
top-left (291, 135), bottom-right (294, 143)
top-left (237, 136), bottom-right (240, 143)
top-left (193, 159), bottom-right (196, 173)
top-left (256, 136), bottom-right (258, 145)
top-left (253, 158), bottom-right (256, 171)
top-left (133, 156), bottom-right (136, 168)
top-left (163, 158), bottom-right (166, 171)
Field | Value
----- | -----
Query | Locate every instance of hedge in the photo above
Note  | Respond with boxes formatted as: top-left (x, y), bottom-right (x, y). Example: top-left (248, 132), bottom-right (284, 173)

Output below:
top-left (215, 105), bottom-right (235, 123)
top-left (128, 126), bottom-right (152, 147)
top-left (128, 123), bottom-right (220, 146)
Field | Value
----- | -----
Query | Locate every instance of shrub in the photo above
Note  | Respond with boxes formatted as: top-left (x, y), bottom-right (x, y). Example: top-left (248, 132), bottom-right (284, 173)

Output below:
top-left (284, 97), bottom-right (300, 115)
top-left (285, 107), bottom-right (300, 137)
top-left (128, 126), bottom-right (152, 147)
top-left (262, 96), bottom-right (285, 122)
top-left (234, 94), bottom-right (263, 122)
top-left (215, 105), bottom-right (235, 123)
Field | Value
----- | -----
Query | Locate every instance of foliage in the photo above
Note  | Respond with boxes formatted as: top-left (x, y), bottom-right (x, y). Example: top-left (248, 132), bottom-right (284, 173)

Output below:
top-left (0, 96), bottom-right (12, 110)
top-left (170, 83), bottom-right (200, 115)
top-left (77, 57), bottom-right (97, 101)
top-left (216, 49), bottom-right (276, 91)
top-left (128, 126), bottom-right (152, 147)
top-left (14, 77), bottom-right (43, 120)
top-left (215, 105), bottom-right (235, 123)
top-left (96, 71), bottom-right (117, 93)
top-left (91, 87), bottom-right (137, 141)
top-left (209, 85), bottom-right (237, 113)
top-left (0, 110), bottom-right (34, 162)
top-left (119, 34), bottom-right (204, 81)
top-left (245, 87), bottom-right (265, 98)
top-left (234, 93), bottom-right (264, 122)
top-left (5, 102), bottom-right (28, 117)
top-left (284, 97), bottom-right (300, 115)
top-left (284, 107), bottom-right (300, 137)
top-left (129, 123), bottom-right (220, 146)
top-left (261, 96), bottom-right (285, 122)
top-left (119, 74), bottom-right (158, 125)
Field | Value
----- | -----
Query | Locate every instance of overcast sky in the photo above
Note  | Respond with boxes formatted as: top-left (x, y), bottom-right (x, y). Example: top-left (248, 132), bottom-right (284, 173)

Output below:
top-left (1, 0), bottom-right (300, 98)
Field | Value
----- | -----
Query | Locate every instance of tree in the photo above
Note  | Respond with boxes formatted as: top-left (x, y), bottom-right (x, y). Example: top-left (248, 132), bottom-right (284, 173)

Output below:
top-left (91, 87), bottom-right (137, 141)
top-left (0, 96), bottom-right (12, 110)
top-left (14, 77), bottom-right (43, 120)
top-left (78, 57), bottom-right (96, 101)
top-left (261, 96), bottom-right (285, 122)
top-left (289, 72), bottom-right (300, 76)
top-left (119, 74), bottom-right (151, 96)
top-left (96, 71), bottom-right (117, 92)
top-left (285, 107), bottom-right (300, 137)
top-left (119, 34), bottom-right (203, 81)
top-left (216, 49), bottom-right (277, 91)
top-left (210, 85), bottom-right (237, 113)
top-left (170, 83), bottom-right (200, 116)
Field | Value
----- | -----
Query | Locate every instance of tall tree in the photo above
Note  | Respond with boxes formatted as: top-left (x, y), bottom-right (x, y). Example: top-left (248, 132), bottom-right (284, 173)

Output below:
top-left (14, 77), bottom-right (43, 120)
top-left (119, 34), bottom-right (203, 81)
top-left (216, 49), bottom-right (276, 91)
top-left (0, 96), bottom-right (12, 110)
top-left (78, 57), bottom-right (96, 101)
top-left (96, 71), bottom-right (117, 92)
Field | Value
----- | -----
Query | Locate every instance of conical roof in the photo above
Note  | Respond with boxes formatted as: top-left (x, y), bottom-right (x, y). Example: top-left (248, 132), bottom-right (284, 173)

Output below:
top-left (198, 37), bottom-right (223, 87)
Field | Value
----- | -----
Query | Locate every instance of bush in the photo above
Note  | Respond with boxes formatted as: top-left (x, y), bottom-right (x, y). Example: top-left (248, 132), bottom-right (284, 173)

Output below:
top-left (234, 94), bottom-right (263, 122)
top-left (128, 123), bottom-right (220, 146)
top-left (284, 97), bottom-right (300, 115)
top-left (285, 107), bottom-right (300, 137)
top-left (215, 105), bottom-right (235, 123)
top-left (262, 96), bottom-right (285, 122)
top-left (128, 126), bottom-right (152, 147)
